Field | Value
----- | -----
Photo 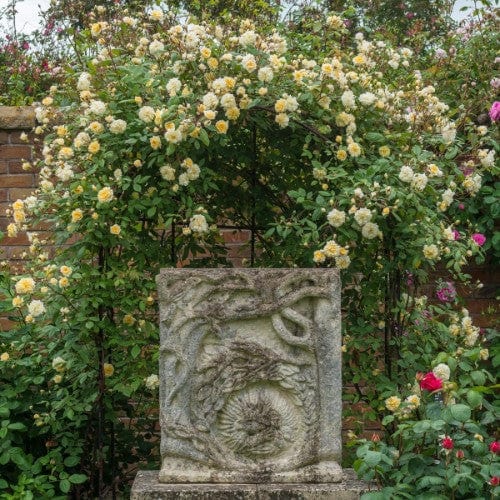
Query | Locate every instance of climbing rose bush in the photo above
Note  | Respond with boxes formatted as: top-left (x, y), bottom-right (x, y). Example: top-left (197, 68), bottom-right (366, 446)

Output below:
top-left (2, 5), bottom-right (498, 497)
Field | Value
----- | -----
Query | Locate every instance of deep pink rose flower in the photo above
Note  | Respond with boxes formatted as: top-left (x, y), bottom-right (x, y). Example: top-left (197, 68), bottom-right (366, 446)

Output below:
top-left (490, 476), bottom-right (500, 486)
top-left (420, 372), bottom-right (443, 391)
top-left (490, 441), bottom-right (500, 454)
top-left (436, 282), bottom-right (456, 303)
top-left (490, 101), bottom-right (500, 122)
top-left (453, 230), bottom-right (460, 240)
top-left (441, 436), bottom-right (454, 450)
top-left (472, 233), bottom-right (486, 246)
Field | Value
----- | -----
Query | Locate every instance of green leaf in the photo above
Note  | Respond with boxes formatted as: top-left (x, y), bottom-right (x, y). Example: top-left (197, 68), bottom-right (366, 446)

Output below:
top-left (365, 132), bottom-right (385, 143)
top-left (470, 370), bottom-right (486, 386)
top-left (417, 475), bottom-right (446, 488)
top-left (363, 450), bottom-right (382, 467)
top-left (60, 479), bottom-right (71, 493)
top-left (430, 420), bottom-right (446, 431)
top-left (7, 422), bottom-right (26, 431)
top-left (450, 404), bottom-right (471, 422)
top-left (131, 345), bottom-right (141, 358)
top-left (466, 390), bottom-right (483, 408)
top-left (382, 415), bottom-right (394, 426)
top-left (64, 456), bottom-right (81, 467)
top-left (199, 128), bottom-right (210, 147)
top-left (413, 420), bottom-right (432, 433)
top-left (68, 474), bottom-right (87, 484)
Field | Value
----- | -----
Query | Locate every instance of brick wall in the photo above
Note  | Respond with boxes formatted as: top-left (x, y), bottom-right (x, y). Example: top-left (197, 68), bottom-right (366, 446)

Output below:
top-left (0, 107), bottom-right (36, 275)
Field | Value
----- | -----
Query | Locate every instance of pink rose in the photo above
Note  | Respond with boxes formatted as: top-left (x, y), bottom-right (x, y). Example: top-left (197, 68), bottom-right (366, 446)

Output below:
top-left (420, 372), bottom-right (443, 391)
top-left (472, 233), bottom-right (486, 246)
top-left (452, 230), bottom-right (460, 240)
top-left (436, 282), bottom-right (456, 303)
top-left (490, 101), bottom-right (500, 122)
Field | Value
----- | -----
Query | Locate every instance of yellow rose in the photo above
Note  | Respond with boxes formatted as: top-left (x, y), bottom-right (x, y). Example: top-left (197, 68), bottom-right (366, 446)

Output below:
top-left (274, 99), bottom-right (287, 113)
top-left (199, 46), bottom-right (211, 59)
top-left (123, 314), bottom-right (135, 325)
top-left (59, 277), bottom-right (69, 288)
top-left (150, 136), bottom-right (162, 150)
top-left (336, 149), bottom-right (347, 161)
top-left (103, 363), bottom-right (114, 377)
top-left (204, 110), bottom-right (216, 120)
top-left (60, 266), bottom-right (72, 276)
top-left (15, 277), bottom-right (35, 295)
top-left (313, 250), bottom-right (326, 263)
top-left (352, 54), bottom-right (366, 65)
top-left (207, 57), bottom-right (218, 70)
top-left (110, 224), bottom-right (121, 235)
top-left (71, 209), bottom-right (83, 222)
top-left (1, 352), bottom-right (10, 362)
top-left (97, 187), bottom-right (113, 203)
top-left (225, 107), bottom-right (240, 121)
top-left (385, 396), bottom-right (401, 412)
top-left (12, 199), bottom-right (24, 211)
top-left (347, 142), bottom-right (361, 157)
top-left (7, 223), bottom-right (18, 238)
top-left (379, 145), bottom-right (390, 157)
top-left (12, 296), bottom-right (24, 307)
top-left (88, 141), bottom-right (100, 154)
top-left (215, 120), bottom-right (228, 134)
top-left (88, 121), bottom-right (104, 134)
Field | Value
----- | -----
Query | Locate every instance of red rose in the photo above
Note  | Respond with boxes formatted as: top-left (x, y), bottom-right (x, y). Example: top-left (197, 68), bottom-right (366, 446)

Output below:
top-left (420, 372), bottom-right (443, 391)
top-left (455, 449), bottom-right (464, 459)
top-left (490, 476), bottom-right (500, 486)
top-left (490, 441), bottom-right (500, 455)
top-left (441, 436), bottom-right (454, 450)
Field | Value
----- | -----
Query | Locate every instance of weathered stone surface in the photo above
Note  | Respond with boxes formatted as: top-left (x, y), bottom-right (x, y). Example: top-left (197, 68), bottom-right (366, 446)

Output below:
top-left (0, 107), bottom-right (35, 129)
top-left (130, 470), bottom-right (371, 499)
top-left (156, 269), bottom-right (342, 484)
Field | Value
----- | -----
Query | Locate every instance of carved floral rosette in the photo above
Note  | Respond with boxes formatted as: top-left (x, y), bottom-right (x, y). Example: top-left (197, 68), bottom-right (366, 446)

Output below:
top-left (156, 269), bottom-right (342, 483)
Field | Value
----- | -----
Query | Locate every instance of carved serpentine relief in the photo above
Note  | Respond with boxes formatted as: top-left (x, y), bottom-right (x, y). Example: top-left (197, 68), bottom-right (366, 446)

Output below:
top-left (157, 269), bottom-right (341, 480)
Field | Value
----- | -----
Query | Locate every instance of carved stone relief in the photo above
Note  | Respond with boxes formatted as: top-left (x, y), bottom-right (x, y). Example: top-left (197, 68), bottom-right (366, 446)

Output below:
top-left (156, 269), bottom-right (342, 483)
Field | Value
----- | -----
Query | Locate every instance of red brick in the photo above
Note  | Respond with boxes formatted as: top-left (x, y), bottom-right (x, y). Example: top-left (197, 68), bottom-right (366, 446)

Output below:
top-left (221, 229), bottom-right (251, 244)
top-left (0, 316), bottom-right (16, 332)
top-left (0, 189), bottom-right (7, 202)
top-left (0, 201), bottom-right (10, 215)
top-left (0, 161), bottom-right (7, 174)
top-left (1, 174), bottom-right (35, 188)
top-left (0, 145), bottom-right (32, 160)
top-left (2, 233), bottom-right (30, 245)
top-left (0, 132), bottom-right (9, 145)
top-left (9, 131), bottom-right (32, 144)
top-left (6, 246), bottom-right (30, 259)
top-left (8, 188), bottom-right (36, 200)
top-left (8, 160), bottom-right (28, 174)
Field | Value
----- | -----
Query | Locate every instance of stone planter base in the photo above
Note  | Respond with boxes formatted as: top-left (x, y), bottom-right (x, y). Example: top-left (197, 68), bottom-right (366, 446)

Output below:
top-left (130, 470), bottom-right (372, 499)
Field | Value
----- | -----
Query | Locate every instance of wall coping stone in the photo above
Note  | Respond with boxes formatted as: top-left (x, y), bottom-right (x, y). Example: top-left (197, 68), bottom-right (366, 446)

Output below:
top-left (0, 106), bottom-right (36, 130)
